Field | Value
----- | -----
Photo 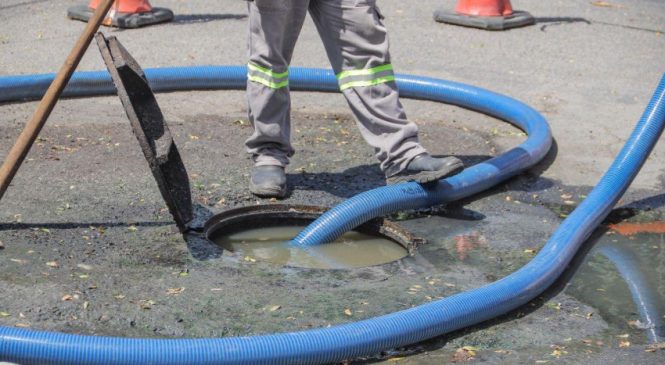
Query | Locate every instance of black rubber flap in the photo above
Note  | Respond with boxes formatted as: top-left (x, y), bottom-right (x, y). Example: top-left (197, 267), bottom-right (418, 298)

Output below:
top-left (96, 33), bottom-right (193, 232)
top-left (434, 10), bottom-right (535, 30)
top-left (68, 5), bottom-right (173, 28)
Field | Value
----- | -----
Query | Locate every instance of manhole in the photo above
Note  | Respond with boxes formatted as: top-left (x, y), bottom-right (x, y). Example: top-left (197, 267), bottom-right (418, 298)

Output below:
top-left (204, 205), bottom-right (424, 269)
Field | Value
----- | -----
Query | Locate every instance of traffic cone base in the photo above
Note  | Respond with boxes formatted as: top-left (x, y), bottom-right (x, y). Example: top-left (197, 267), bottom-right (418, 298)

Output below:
top-left (68, 1), bottom-right (173, 28)
top-left (434, 9), bottom-right (534, 30)
top-left (434, 0), bottom-right (534, 30)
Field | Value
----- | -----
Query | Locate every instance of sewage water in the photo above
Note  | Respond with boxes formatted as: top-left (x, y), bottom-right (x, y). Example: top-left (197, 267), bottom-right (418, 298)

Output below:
top-left (212, 225), bottom-right (409, 269)
top-left (565, 229), bottom-right (665, 343)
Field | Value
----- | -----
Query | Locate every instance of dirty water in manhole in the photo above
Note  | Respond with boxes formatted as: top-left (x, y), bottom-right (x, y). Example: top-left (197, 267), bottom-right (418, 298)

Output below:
top-left (212, 225), bottom-right (408, 269)
top-left (204, 205), bottom-right (420, 269)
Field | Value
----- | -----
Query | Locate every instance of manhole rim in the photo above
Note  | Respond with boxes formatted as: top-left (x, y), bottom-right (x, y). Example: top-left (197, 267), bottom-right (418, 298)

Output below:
top-left (203, 204), bottom-right (425, 269)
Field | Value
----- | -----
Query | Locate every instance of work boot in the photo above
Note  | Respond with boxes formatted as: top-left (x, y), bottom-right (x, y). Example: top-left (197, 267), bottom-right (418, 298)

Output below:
top-left (249, 165), bottom-right (287, 198)
top-left (387, 154), bottom-right (464, 185)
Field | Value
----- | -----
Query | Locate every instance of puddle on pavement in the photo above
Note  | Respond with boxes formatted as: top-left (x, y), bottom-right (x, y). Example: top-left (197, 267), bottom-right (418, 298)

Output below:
top-left (565, 227), bottom-right (665, 343)
top-left (212, 225), bottom-right (409, 269)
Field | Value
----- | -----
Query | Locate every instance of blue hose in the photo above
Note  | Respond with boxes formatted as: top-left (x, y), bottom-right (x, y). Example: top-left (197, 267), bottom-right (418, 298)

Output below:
top-left (0, 67), bottom-right (663, 365)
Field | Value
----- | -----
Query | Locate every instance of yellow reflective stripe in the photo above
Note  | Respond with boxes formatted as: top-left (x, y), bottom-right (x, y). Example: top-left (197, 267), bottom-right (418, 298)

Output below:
top-left (336, 64), bottom-right (393, 81)
top-left (339, 75), bottom-right (396, 91)
top-left (247, 62), bottom-right (289, 79)
top-left (247, 74), bottom-right (289, 89)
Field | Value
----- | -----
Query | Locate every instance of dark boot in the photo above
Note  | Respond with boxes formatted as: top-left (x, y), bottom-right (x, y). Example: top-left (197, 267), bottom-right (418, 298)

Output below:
top-left (249, 165), bottom-right (287, 198)
top-left (387, 154), bottom-right (464, 185)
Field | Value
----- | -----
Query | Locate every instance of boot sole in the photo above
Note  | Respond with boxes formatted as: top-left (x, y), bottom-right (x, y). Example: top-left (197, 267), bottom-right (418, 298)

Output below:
top-left (249, 183), bottom-right (287, 198)
top-left (387, 161), bottom-right (464, 185)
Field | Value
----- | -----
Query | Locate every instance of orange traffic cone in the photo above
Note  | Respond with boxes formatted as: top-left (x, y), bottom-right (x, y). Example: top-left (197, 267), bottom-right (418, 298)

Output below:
top-left (434, 0), bottom-right (534, 30)
top-left (68, 0), bottom-right (174, 28)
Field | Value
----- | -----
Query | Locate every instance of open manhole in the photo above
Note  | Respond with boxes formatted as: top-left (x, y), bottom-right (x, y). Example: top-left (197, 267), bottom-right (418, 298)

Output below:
top-left (204, 205), bottom-right (424, 269)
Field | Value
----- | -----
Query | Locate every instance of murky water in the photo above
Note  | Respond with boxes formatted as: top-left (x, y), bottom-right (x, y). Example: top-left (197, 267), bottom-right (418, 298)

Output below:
top-left (212, 225), bottom-right (409, 269)
top-left (565, 229), bottom-right (665, 343)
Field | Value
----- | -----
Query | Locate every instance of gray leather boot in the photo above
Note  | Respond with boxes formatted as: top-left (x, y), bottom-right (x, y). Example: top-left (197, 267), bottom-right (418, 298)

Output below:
top-left (387, 154), bottom-right (464, 185)
top-left (249, 165), bottom-right (287, 198)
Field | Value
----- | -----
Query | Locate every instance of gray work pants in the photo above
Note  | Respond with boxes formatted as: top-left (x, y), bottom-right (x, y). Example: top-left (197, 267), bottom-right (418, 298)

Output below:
top-left (245, 0), bottom-right (427, 177)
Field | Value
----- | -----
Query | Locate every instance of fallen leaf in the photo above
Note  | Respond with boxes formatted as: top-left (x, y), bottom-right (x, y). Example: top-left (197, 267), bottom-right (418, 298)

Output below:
top-left (452, 346), bottom-right (477, 362)
top-left (617, 334), bottom-right (630, 338)
top-left (10, 258), bottom-right (27, 264)
top-left (524, 249), bottom-right (537, 254)
top-left (46, 261), bottom-right (60, 268)
top-left (167, 287), bottom-right (185, 295)
top-left (619, 340), bottom-right (630, 348)
top-left (77, 263), bottom-right (93, 271)
top-left (244, 256), bottom-right (257, 263)
top-left (62, 295), bottom-right (74, 301)
top-left (83, 301), bottom-right (89, 309)
top-left (78, 274), bottom-right (89, 279)
top-left (268, 305), bottom-right (281, 312)
top-left (0, 312), bottom-right (10, 317)
top-left (462, 346), bottom-right (478, 356)
top-left (127, 226), bottom-right (138, 232)
top-left (591, 1), bottom-right (621, 8)
top-left (15, 323), bottom-right (30, 328)
top-left (0, 240), bottom-right (4, 249)
top-left (139, 300), bottom-right (155, 309)
top-left (550, 345), bottom-right (567, 358)
top-left (344, 308), bottom-right (353, 316)
top-left (560, 194), bottom-right (573, 199)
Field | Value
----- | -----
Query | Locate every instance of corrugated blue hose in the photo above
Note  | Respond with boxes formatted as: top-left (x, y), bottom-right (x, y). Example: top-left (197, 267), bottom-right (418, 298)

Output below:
top-left (0, 66), bottom-right (663, 365)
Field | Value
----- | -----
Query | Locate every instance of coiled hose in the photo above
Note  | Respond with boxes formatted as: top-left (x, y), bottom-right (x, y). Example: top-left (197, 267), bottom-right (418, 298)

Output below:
top-left (0, 67), bottom-right (663, 365)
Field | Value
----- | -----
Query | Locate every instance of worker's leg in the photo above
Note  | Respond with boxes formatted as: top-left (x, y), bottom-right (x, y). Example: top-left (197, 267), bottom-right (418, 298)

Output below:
top-left (245, 0), bottom-right (310, 197)
top-left (245, 0), bottom-right (309, 168)
top-left (308, 0), bottom-right (430, 178)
